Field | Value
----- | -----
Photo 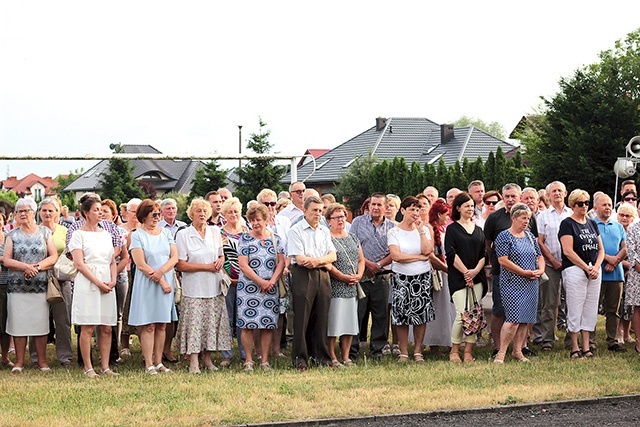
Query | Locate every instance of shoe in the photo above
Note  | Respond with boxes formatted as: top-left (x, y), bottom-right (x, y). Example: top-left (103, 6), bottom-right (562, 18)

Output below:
top-left (260, 362), bottom-right (273, 371)
top-left (155, 363), bottom-right (172, 373)
top-left (625, 336), bottom-right (636, 344)
top-left (371, 353), bottom-right (384, 362)
top-left (541, 344), bottom-right (553, 351)
top-left (382, 344), bottom-right (391, 355)
top-left (449, 353), bottom-right (461, 363)
top-left (521, 347), bottom-right (537, 357)
top-left (341, 359), bottom-right (355, 367)
top-left (162, 353), bottom-right (178, 363)
top-left (84, 368), bottom-right (100, 378)
top-left (463, 353), bottom-right (475, 363)
top-left (398, 354), bottom-right (409, 363)
top-left (219, 359), bottom-right (231, 367)
top-left (11, 366), bottom-right (23, 374)
top-left (277, 352), bottom-right (286, 358)
top-left (296, 364), bottom-right (307, 372)
top-left (1, 359), bottom-right (15, 368)
top-left (120, 348), bottom-right (131, 358)
top-left (146, 365), bottom-right (158, 375)
top-left (569, 350), bottom-right (583, 359)
top-left (414, 353), bottom-right (424, 363)
top-left (511, 353), bottom-right (531, 363)
top-left (582, 348), bottom-right (595, 358)
top-left (392, 344), bottom-right (401, 356)
top-left (101, 368), bottom-right (120, 377)
top-left (39, 366), bottom-right (52, 372)
top-left (243, 361), bottom-right (254, 372)
top-left (204, 363), bottom-right (219, 371)
top-left (329, 359), bottom-right (342, 368)
top-left (491, 348), bottom-right (500, 359)
top-left (607, 344), bottom-right (627, 353)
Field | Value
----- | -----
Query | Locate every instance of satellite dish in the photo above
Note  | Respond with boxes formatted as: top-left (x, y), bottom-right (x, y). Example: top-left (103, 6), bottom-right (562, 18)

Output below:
top-left (626, 136), bottom-right (640, 158)
top-left (614, 158), bottom-right (636, 178)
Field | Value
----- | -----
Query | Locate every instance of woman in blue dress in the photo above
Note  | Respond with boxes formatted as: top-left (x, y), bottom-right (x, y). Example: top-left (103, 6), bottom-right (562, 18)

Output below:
top-left (237, 204), bottom-right (285, 371)
top-left (494, 203), bottom-right (545, 364)
top-left (128, 199), bottom-right (178, 375)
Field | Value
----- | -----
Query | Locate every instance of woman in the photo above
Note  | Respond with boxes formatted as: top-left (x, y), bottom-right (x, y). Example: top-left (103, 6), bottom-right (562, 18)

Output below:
top-left (388, 196), bottom-right (435, 362)
top-left (416, 194), bottom-right (431, 224)
top-left (237, 204), bottom-right (285, 371)
top-left (422, 198), bottom-right (456, 351)
top-left (276, 198), bottom-right (290, 213)
top-left (175, 198), bottom-right (231, 374)
top-left (219, 197), bottom-right (249, 366)
top-left (101, 199), bottom-right (131, 361)
top-left (559, 190), bottom-right (604, 358)
top-left (128, 199), bottom-right (178, 374)
top-left (481, 191), bottom-right (502, 224)
top-left (445, 192), bottom-right (487, 363)
top-left (257, 189), bottom-right (291, 357)
top-left (38, 197), bottom-right (73, 367)
top-left (3, 197), bottom-right (58, 372)
top-left (326, 203), bottom-right (364, 367)
top-left (617, 203), bottom-right (636, 344)
top-left (385, 194), bottom-right (401, 223)
top-left (493, 203), bottom-right (545, 363)
top-left (70, 196), bottom-right (118, 377)
top-left (0, 212), bottom-right (14, 367)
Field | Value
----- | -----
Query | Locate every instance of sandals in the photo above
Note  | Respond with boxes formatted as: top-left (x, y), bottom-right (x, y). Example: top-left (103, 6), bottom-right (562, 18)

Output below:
top-left (463, 353), bottom-right (475, 363)
top-left (146, 365), bottom-right (158, 375)
top-left (329, 359), bottom-right (342, 368)
top-left (243, 361), bottom-right (254, 372)
top-left (101, 368), bottom-right (120, 377)
top-left (398, 354), bottom-right (409, 363)
top-left (511, 353), bottom-right (531, 363)
top-left (11, 366), bottom-right (23, 374)
top-left (582, 348), bottom-right (595, 358)
top-left (155, 363), bottom-right (172, 373)
top-left (449, 353), bottom-right (462, 363)
top-left (189, 365), bottom-right (201, 374)
top-left (260, 362), bottom-right (272, 371)
top-left (414, 353), bottom-right (424, 363)
top-left (392, 344), bottom-right (401, 355)
top-left (219, 359), bottom-right (232, 367)
top-left (1, 359), bottom-right (15, 368)
top-left (84, 368), bottom-right (100, 378)
top-left (341, 359), bottom-right (355, 367)
top-left (570, 350), bottom-right (583, 359)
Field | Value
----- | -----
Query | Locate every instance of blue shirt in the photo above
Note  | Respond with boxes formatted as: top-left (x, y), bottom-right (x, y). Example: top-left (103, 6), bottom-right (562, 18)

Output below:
top-left (594, 217), bottom-right (626, 282)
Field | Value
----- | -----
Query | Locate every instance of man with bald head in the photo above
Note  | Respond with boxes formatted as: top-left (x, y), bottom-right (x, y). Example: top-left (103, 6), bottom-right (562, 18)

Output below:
top-left (446, 188), bottom-right (462, 206)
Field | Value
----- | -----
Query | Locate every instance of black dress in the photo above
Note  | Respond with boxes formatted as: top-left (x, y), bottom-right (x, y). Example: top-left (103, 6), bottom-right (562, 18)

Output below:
top-left (444, 221), bottom-right (488, 298)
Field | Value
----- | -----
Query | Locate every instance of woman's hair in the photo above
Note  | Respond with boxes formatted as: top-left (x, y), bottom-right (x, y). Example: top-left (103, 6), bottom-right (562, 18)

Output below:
top-left (246, 204), bottom-right (269, 222)
top-left (359, 197), bottom-right (370, 215)
top-left (187, 197), bottom-right (212, 221)
top-left (621, 189), bottom-right (638, 201)
top-left (618, 202), bottom-right (637, 218)
top-left (127, 198), bottom-right (142, 211)
top-left (386, 194), bottom-right (401, 210)
top-left (567, 189), bottom-right (590, 208)
top-left (101, 199), bottom-right (118, 219)
top-left (510, 202), bottom-right (531, 219)
top-left (324, 203), bottom-right (347, 221)
top-left (400, 196), bottom-right (420, 210)
top-left (38, 197), bottom-right (60, 212)
top-left (80, 196), bottom-right (101, 219)
top-left (482, 190), bottom-right (502, 203)
top-left (15, 197), bottom-right (37, 213)
top-left (275, 198), bottom-right (290, 211)
top-left (450, 192), bottom-right (472, 221)
top-left (538, 193), bottom-right (550, 208)
top-left (136, 199), bottom-right (160, 223)
top-left (428, 198), bottom-right (449, 225)
top-left (221, 197), bottom-right (242, 216)
top-left (256, 188), bottom-right (277, 203)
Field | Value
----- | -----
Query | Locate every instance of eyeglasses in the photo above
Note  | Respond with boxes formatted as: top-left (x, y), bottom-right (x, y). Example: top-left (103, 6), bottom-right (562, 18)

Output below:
top-left (151, 212), bottom-right (162, 218)
top-left (291, 189), bottom-right (305, 194)
top-left (330, 215), bottom-right (346, 221)
top-left (619, 213), bottom-right (633, 218)
top-left (16, 209), bottom-right (33, 214)
top-left (574, 200), bottom-right (590, 208)
top-left (263, 202), bottom-right (277, 207)
top-left (624, 197), bottom-right (637, 202)
top-left (485, 200), bottom-right (499, 206)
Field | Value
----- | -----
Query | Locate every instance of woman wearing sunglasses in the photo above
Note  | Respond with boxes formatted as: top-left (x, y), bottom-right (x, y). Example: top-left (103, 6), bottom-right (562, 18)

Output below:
top-left (559, 190), bottom-right (604, 359)
top-left (128, 199), bottom-right (178, 374)
top-left (480, 190), bottom-right (502, 226)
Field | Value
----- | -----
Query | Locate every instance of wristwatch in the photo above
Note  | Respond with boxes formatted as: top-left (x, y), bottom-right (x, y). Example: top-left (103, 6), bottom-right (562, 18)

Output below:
top-left (36, 264), bottom-right (41, 272)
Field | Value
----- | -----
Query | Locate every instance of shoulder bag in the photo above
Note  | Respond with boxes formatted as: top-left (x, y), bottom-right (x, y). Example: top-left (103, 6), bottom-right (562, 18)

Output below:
top-left (269, 232), bottom-right (288, 297)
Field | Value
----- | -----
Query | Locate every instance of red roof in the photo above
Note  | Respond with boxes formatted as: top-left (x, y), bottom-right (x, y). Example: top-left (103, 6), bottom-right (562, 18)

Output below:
top-left (297, 149), bottom-right (330, 167)
top-left (1, 174), bottom-right (58, 197)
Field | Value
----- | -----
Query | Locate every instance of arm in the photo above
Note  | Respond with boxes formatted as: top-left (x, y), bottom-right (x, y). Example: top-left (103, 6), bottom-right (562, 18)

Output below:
top-left (389, 244), bottom-right (430, 263)
top-left (116, 240), bottom-right (129, 275)
top-left (497, 255), bottom-right (542, 280)
top-left (560, 234), bottom-right (589, 272)
top-left (590, 236), bottom-right (605, 279)
top-left (295, 251), bottom-right (337, 269)
top-left (72, 248), bottom-right (111, 293)
top-left (418, 225), bottom-right (434, 256)
top-left (239, 255), bottom-right (272, 292)
top-left (538, 233), bottom-right (562, 270)
top-left (603, 241), bottom-right (627, 273)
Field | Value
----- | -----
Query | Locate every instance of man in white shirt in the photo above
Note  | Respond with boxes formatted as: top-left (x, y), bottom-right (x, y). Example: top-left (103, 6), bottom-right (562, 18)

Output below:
top-left (278, 181), bottom-right (306, 224)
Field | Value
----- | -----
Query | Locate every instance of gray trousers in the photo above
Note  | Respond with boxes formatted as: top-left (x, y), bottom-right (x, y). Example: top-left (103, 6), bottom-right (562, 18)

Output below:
top-left (533, 266), bottom-right (562, 347)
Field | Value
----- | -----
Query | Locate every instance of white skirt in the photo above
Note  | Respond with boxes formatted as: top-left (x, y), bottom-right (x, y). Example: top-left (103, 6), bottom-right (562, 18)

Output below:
top-left (327, 297), bottom-right (358, 337)
top-left (72, 271), bottom-right (117, 326)
top-left (6, 292), bottom-right (49, 336)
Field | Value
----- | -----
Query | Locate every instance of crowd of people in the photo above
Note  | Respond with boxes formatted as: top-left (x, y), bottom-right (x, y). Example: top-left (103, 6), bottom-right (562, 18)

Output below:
top-left (1, 177), bottom-right (640, 377)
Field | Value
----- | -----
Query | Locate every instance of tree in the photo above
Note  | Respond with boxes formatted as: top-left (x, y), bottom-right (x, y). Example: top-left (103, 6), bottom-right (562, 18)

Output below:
top-left (189, 160), bottom-right (227, 200)
top-left (163, 192), bottom-right (189, 222)
top-left (368, 159), bottom-right (389, 194)
top-left (493, 146), bottom-right (507, 189)
top-left (521, 29), bottom-right (640, 195)
top-left (405, 162), bottom-right (424, 196)
top-left (435, 158), bottom-right (453, 195)
top-left (386, 157), bottom-right (408, 196)
top-left (450, 160), bottom-right (467, 190)
top-left (453, 115), bottom-right (506, 140)
top-left (423, 163), bottom-right (437, 189)
top-left (98, 143), bottom-right (144, 206)
top-left (52, 168), bottom-right (84, 210)
top-left (233, 118), bottom-right (286, 206)
top-left (0, 190), bottom-right (18, 205)
top-left (484, 151), bottom-right (497, 191)
top-left (335, 150), bottom-right (376, 214)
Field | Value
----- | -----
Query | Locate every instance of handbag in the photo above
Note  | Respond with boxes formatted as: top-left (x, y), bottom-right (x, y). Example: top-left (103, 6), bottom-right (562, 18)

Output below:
top-left (270, 232), bottom-right (287, 297)
top-left (219, 270), bottom-right (232, 296)
top-left (46, 271), bottom-right (64, 304)
top-left (461, 287), bottom-right (486, 336)
top-left (173, 271), bottom-right (182, 305)
top-left (432, 269), bottom-right (443, 292)
top-left (356, 282), bottom-right (366, 300)
top-left (526, 233), bottom-right (548, 284)
top-left (54, 253), bottom-right (77, 281)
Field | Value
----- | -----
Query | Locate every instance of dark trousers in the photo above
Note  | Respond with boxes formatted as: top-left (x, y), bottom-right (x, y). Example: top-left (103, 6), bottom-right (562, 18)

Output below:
top-left (595, 281), bottom-right (623, 347)
top-left (349, 273), bottom-right (390, 360)
top-left (290, 264), bottom-right (332, 367)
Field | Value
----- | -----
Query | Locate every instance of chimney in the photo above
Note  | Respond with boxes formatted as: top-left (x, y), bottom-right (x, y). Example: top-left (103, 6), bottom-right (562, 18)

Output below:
top-left (441, 124), bottom-right (454, 143)
top-left (376, 117), bottom-right (387, 131)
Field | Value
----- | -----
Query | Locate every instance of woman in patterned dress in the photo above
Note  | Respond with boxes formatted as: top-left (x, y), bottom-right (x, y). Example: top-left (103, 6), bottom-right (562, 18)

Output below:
top-left (493, 203), bottom-right (545, 364)
top-left (388, 196), bottom-right (435, 363)
top-left (623, 206), bottom-right (640, 353)
top-left (237, 204), bottom-right (285, 371)
top-left (175, 198), bottom-right (231, 374)
top-left (326, 203), bottom-right (364, 367)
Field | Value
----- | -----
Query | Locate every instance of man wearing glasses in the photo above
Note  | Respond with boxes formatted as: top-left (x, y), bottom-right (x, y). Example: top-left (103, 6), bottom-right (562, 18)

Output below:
top-left (279, 181), bottom-right (306, 224)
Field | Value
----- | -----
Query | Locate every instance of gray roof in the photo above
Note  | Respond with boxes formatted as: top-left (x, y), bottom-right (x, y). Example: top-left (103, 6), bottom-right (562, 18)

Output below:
top-left (285, 117), bottom-right (518, 185)
top-left (64, 145), bottom-right (205, 194)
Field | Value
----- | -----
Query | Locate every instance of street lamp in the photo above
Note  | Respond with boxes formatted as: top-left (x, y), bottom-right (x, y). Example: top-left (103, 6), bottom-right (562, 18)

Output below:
top-left (238, 125), bottom-right (243, 170)
top-left (613, 135), bottom-right (640, 206)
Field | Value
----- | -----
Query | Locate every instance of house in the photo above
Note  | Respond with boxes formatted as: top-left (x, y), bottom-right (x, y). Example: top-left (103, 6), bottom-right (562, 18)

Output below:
top-left (297, 149), bottom-right (330, 168)
top-left (1, 174), bottom-right (59, 200)
top-left (284, 117), bottom-right (519, 194)
top-left (63, 145), bottom-right (204, 203)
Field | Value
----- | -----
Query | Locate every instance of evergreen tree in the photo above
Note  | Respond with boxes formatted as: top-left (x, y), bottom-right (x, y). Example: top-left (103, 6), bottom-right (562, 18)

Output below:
top-left (335, 151), bottom-right (376, 214)
top-left (368, 159), bottom-right (389, 194)
top-left (494, 146), bottom-right (507, 189)
top-left (189, 160), bottom-right (228, 200)
top-left (405, 161), bottom-right (424, 196)
top-left (423, 163), bottom-right (437, 190)
top-left (386, 157), bottom-right (409, 196)
top-left (435, 158), bottom-right (453, 195)
top-left (98, 144), bottom-right (144, 206)
top-left (450, 160), bottom-right (467, 190)
top-left (484, 151), bottom-right (497, 191)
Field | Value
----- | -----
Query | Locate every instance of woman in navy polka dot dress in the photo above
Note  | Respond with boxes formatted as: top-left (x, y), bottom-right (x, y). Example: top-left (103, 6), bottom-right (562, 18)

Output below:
top-left (493, 203), bottom-right (545, 364)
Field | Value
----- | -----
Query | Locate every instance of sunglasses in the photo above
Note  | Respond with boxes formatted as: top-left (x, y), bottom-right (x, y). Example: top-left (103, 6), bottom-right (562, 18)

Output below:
top-left (290, 189), bottom-right (305, 194)
top-left (624, 197), bottom-right (637, 202)
top-left (485, 200), bottom-right (499, 206)
top-left (151, 212), bottom-right (162, 218)
top-left (263, 202), bottom-right (277, 207)
top-left (574, 201), bottom-right (590, 208)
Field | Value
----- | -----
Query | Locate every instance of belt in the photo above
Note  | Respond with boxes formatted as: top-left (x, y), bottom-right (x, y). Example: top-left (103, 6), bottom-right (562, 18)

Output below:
top-left (376, 270), bottom-right (392, 276)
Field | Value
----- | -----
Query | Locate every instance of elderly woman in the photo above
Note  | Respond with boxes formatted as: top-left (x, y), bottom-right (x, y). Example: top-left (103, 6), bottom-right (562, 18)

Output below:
top-left (237, 204), bottom-right (285, 371)
top-left (3, 198), bottom-right (58, 372)
top-left (416, 194), bottom-right (431, 224)
top-left (617, 203), bottom-right (637, 344)
top-left (388, 196), bottom-right (435, 363)
top-left (219, 197), bottom-right (249, 366)
top-left (70, 196), bottom-right (118, 377)
top-left (559, 190), bottom-right (604, 358)
top-left (621, 206), bottom-right (640, 352)
top-left (175, 198), bottom-right (231, 374)
top-left (257, 189), bottom-right (291, 357)
top-left (128, 199), bottom-right (178, 374)
top-left (493, 203), bottom-right (545, 364)
top-left (38, 197), bottom-right (73, 367)
top-left (326, 203), bottom-right (364, 367)
top-left (445, 192), bottom-right (487, 363)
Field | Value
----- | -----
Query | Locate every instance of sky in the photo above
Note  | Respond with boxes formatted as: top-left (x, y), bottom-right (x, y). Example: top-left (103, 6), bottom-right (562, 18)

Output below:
top-left (2, 1), bottom-right (640, 181)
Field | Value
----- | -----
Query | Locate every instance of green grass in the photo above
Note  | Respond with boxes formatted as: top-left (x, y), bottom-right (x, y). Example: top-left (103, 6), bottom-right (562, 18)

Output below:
top-left (1, 320), bottom-right (639, 427)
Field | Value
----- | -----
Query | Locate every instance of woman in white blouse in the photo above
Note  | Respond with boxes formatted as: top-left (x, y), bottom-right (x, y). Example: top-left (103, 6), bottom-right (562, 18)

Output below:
top-left (175, 198), bottom-right (232, 374)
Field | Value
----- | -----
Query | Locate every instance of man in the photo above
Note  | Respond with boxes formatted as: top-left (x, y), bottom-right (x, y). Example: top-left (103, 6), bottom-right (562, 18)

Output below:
top-left (217, 188), bottom-right (232, 203)
top-left (593, 193), bottom-right (627, 352)
top-left (205, 191), bottom-right (226, 227)
top-left (423, 186), bottom-right (439, 205)
top-left (287, 196), bottom-right (337, 370)
top-left (279, 181), bottom-right (306, 224)
top-left (158, 198), bottom-right (187, 238)
top-left (446, 188), bottom-right (462, 206)
top-left (468, 180), bottom-right (485, 217)
top-left (349, 193), bottom-right (396, 361)
top-left (521, 187), bottom-right (540, 216)
top-left (534, 181), bottom-right (572, 350)
top-left (484, 183), bottom-right (537, 357)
